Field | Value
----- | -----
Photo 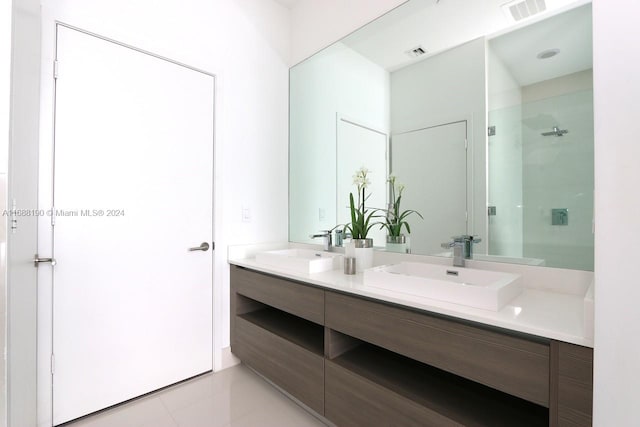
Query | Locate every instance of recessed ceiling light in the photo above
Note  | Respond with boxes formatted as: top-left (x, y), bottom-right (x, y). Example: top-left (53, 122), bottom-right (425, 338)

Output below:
top-left (537, 48), bottom-right (560, 59)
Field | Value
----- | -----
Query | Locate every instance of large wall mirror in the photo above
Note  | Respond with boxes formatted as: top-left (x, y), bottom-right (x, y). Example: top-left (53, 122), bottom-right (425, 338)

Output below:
top-left (289, 0), bottom-right (593, 271)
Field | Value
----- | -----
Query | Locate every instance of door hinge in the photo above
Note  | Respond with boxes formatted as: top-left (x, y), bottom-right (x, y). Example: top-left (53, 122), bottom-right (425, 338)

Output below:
top-left (50, 354), bottom-right (55, 375)
top-left (488, 126), bottom-right (496, 136)
top-left (212, 241), bottom-right (215, 251)
top-left (53, 60), bottom-right (59, 79)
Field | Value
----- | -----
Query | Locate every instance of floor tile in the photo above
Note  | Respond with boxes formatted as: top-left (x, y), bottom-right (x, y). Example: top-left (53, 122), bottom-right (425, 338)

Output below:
top-left (169, 367), bottom-right (282, 427)
top-left (226, 398), bottom-right (327, 427)
top-left (65, 364), bottom-right (327, 427)
top-left (66, 396), bottom-right (176, 427)
top-left (169, 395), bottom-right (233, 427)
top-left (158, 366), bottom-right (255, 413)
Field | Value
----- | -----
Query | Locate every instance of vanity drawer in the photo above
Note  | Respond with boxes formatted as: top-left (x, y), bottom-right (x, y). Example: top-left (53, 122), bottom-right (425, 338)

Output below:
top-left (325, 291), bottom-right (550, 406)
top-left (325, 360), bottom-right (455, 427)
top-left (233, 316), bottom-right (324, 414)
top-left (231, 266), bottom-right (324, 324)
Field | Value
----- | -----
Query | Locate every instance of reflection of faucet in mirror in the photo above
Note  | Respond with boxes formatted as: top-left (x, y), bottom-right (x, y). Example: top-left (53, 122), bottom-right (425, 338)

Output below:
top-left (334, 229), bottom-right (343, 247)
top-left (441, 235), bottom-right (482, 267)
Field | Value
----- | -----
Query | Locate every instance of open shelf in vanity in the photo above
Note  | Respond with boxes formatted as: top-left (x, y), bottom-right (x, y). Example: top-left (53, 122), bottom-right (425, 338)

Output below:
top-left (236, 297), bottom-right (324, 356)
top-left (326, 340), bottom-right (548, 426)
top-left (230, 264), bottom-right (593, 426)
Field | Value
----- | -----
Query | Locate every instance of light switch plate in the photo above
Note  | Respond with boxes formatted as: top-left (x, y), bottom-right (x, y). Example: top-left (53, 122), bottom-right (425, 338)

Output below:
top-left (242, 206), bottom-right (251, 222)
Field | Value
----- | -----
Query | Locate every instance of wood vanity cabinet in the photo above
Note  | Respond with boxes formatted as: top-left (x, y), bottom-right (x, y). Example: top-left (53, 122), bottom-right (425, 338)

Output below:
top-left (230, 266), bottom-right (325, 414)
top-left (230, 265), bottom-right (593, 427)
top-left (325, 291), bottom-right (550, 406)
top-left (550, 342), bottom-right (594, 426)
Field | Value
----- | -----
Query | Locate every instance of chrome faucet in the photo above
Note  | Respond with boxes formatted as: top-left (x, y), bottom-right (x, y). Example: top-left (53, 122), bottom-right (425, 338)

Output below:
top-left (310, 230), bottom-right (332, 251)
top-left (441, 235), bottom-right (482, 267)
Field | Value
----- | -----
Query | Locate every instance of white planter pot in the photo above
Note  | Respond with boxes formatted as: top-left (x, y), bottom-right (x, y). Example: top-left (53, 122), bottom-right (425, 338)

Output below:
top-left (346, 238), bottom-right (374, 273)
top-left (385, 235), bottom-right (407, 253)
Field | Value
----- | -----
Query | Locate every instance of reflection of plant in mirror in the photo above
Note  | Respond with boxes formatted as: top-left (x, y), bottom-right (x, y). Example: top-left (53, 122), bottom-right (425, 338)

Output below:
top-left (346, 167), bottom-right (382, 239)
top-left (381, 175), bottom-right (423, 237)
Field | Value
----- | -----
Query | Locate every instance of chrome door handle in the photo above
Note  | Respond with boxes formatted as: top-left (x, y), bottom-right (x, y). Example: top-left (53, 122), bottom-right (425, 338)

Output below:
top-left (34, 254), bottom-right (57, 267)
top-left (188, 242), bottom-right (210, 252)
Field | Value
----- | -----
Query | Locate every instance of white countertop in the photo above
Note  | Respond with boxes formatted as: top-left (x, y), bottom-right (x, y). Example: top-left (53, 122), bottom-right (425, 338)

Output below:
top-left (228, 244), bottom-right (594, 348)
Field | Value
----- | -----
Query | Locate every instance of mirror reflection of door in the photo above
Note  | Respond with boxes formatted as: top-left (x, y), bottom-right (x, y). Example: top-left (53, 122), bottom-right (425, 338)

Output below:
top-left (392, 121), bottom-right (467, 255)
top-left (336, 116), bottom-right (388, 246)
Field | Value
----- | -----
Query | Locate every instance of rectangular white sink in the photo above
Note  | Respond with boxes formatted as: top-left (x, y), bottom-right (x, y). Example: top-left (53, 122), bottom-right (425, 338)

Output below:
top-left (255, 249), bottom-right (341, 274)
top-left (363, 262), bottom-right (522, 311)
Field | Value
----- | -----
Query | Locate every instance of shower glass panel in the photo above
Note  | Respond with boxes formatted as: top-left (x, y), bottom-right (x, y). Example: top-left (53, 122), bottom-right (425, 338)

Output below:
top-left (488, 88), bottom-right (594, 270)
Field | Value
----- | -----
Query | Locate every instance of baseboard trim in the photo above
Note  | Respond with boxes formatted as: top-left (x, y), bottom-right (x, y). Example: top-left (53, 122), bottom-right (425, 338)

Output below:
top-left (217, 346), bottom-right (240, 371)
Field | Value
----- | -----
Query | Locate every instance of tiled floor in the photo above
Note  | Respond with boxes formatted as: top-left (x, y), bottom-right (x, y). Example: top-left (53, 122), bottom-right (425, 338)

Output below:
top-left (67, 364), bottom-right (328, 427)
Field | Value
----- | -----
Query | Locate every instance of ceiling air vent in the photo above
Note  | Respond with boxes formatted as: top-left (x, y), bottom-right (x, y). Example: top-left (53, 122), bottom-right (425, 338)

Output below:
top-left (502, 0), bottom-right (547, 21)
top-left (405, 46), bottom-right (427, 58)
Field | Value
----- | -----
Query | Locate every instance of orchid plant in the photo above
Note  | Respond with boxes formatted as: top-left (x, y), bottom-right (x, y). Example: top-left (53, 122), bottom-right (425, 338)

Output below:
top-left (345, 167), bottom-right (381, 240)
top-left (380, 174), bottom-right (423, 237)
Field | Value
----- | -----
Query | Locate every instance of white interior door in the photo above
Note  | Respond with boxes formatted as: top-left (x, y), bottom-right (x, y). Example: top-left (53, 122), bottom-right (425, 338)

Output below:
top-left (336, 117), bottom-right (388, 246)
top-left (51, 26), bottom-right (214, 424)
top-left (391, 121), bottom-right (467, 254)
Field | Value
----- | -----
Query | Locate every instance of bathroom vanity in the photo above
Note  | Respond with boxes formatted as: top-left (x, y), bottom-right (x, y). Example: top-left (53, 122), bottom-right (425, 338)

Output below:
top-left (229, 255), bottom-right (593, 427)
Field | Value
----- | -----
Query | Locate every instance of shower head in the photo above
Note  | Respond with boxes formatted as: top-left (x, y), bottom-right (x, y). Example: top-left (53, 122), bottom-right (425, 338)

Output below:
top-left (541, 126), bottom-right (569, 137)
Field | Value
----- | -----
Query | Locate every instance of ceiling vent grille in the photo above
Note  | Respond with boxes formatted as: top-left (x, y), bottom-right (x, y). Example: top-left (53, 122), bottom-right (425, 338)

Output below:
top-left (405, 46), bottom-right (427, 58)
top-left (502, 0), bottom-right (547, 21)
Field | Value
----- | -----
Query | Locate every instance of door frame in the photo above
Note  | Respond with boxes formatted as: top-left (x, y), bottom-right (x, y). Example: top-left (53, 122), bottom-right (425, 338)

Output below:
top-left (6, 1), bottom-right (41, 426)
top-left (36, 22), bottom-right (219, 425)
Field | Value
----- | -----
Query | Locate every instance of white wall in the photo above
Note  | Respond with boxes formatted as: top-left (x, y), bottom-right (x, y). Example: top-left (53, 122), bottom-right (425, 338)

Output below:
top-left (0, 2), bottom-right (10, 425)
top-left (290, 0), bottom-right (407, 65)
top-left (0, 6), bottom-right (10, 173)
top-left (390, 38), bottom-right (487, 252)
top-left (521, 69), bottom-right (593, 103)
top-left (289, 42), bottom-right (389, 243)
top-left (487, 46), bottom-right (523, 111)
top-left (7, 1), bottom-right (42, 426)
top-left (593, 1), bottom-right (640, 425)
top-left (36, 1), bottom-right (290, 424)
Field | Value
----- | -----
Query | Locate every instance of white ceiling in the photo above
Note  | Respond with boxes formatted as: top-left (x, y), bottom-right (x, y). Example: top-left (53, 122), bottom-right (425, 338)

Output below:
top-left (341, 0), bottom-right (590, 73)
